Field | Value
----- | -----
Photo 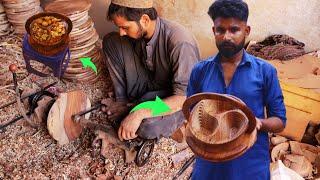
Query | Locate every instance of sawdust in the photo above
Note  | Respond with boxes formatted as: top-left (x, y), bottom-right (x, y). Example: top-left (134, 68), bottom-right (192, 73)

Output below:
top-left (0, 34), bottom-right (192, 179)
top-left (247, 34), bottom-right (305, 60)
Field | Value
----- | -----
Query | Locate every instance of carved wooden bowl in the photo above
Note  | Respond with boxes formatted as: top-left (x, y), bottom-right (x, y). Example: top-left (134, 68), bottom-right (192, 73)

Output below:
top-left (182, 93), bottom-right (257, 162)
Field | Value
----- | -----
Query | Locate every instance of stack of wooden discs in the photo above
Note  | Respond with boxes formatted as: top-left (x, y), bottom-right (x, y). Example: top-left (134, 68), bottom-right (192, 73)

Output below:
top-left (2, 0), bottom-right (41, 35)
top-left (44, 0), bottom-right (102, 83)
top-left (0, 2), bottom-right (11, 36)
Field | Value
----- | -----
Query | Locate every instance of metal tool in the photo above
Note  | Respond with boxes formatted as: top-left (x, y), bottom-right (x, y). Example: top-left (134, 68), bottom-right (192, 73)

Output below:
top-left (71, 103), bottom-right (156, 167)
top-left (72, 103), bottom-right (104, 123)
top-left (0, 64), bottom-right (56, 131)
top-left (172, 155), bottom-right (195, 180)
top-left (0, 81), bottom-right (57, 110)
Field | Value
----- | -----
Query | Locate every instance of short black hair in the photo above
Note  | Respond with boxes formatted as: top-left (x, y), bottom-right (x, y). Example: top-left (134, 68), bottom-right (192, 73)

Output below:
top-left (107, 3), bottom-right (158, 22)
top-left (208, 0), bottom-right (249, 22)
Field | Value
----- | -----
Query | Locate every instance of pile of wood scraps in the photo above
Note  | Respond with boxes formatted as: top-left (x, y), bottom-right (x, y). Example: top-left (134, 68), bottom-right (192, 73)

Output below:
top-left (44, 0), bottom-right (102, 83)
top-left (0, 2), bottom-right (11, 36)
top-left (2, 0), bottom-right (41, 35)
top-left (247, 34), bottom-right (306, 61)
top-left (270, 135), bottom-right (320, 179)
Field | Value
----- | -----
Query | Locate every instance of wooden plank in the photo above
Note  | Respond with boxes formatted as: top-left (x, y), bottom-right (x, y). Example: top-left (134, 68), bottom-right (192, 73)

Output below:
top-left (277, 106), bottom-right (310, 141)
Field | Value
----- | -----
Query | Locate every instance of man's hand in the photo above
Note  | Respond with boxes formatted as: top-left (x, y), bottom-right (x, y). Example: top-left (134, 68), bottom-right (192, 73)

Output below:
top-left (101, 98), bottom-right (133, 122)
top-left (255, 116), bottom-right (285, 133)
top-left (118, 109), bottom-right (151, 141)
top-left (256, 117), bottom-right (263, 131)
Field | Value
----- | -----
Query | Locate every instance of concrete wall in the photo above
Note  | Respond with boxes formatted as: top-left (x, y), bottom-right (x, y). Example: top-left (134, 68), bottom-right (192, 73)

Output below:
top-left (152, 0), bottom-right (320, 58)
top-left (44, 0), bottom-right (320, 59)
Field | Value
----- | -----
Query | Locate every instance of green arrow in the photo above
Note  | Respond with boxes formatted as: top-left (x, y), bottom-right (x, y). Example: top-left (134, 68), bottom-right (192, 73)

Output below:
top-left (80, 57), bottom-right (97, 75)
top-left (130, 96), bottom-right (171, 116)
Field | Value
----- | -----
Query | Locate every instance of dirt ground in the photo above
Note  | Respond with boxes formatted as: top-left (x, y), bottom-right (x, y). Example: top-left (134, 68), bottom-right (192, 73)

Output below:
top-left (0, 34), bottom-right (192, 180)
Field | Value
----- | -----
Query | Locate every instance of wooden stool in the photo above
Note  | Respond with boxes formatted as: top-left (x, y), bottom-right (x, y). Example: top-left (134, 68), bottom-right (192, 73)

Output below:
top-left (22, 34), bottom-right (70, 78)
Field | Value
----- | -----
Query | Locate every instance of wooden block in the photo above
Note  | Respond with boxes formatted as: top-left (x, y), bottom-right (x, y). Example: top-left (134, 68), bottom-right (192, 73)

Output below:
top-left (277, 106), bottom-right (310, 141)
top-left (280, 81), bottom-right (320, 125)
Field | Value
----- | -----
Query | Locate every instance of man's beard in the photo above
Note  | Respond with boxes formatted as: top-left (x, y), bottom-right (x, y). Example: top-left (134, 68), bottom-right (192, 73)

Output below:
top-left (216, 39), bottom-right (245, 58)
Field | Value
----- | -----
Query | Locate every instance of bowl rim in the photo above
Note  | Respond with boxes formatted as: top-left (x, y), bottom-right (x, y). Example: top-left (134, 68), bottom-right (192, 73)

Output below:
top-left (25, 12), bottom-right (73, 46)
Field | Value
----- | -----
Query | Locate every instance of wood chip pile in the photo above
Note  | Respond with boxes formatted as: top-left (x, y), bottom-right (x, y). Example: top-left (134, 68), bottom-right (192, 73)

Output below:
top-left (270, 135), bottom-right (320, 179)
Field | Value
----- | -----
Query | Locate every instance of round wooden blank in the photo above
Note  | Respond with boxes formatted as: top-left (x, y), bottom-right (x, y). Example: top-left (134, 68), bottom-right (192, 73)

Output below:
top-left (47, 90), bottom-right (91, 145)
top-left (0, 23), bottom-right (10, 31)
top-left (0, 20), bottom-right (9, 25)
top-left (70, 25), bottom-right (94, 42)
top-left (2, 0), bottom-right (39, 9)
top-left (2, 0), bottom-right (36, 3)
top-left (68, 10), bottom-right (88, 22)
top-left (71, 21), bottom-right (94, 39)
top-left (70, 44), bottom-right (96, 59)
top-left (68, 50), bottom-right (100, 67)
top-left (0, 30), bottom-right (10, 36)
top-left (44, 0), bottom-right (92, 16)
top-left (67, 56), bottom-right (100, 72)
top-left (71, 17), bottom-right (93, 33)
top-left (5, 4), bottom-right (39, 14)
top-left (0, 4), bottom-right (4, 13)
top-left (7, 9), bottom-right (39, 20)
top-left (70, 30), bottom-right (98, 49)
top-left (0, 13), bottom-right (6, 18)
top-left (70, 13), bottom-right (88, 27)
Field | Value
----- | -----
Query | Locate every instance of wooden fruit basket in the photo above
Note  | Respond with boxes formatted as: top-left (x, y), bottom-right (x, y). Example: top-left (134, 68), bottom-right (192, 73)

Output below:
top-left (182, 93), bottom-right (257, 162)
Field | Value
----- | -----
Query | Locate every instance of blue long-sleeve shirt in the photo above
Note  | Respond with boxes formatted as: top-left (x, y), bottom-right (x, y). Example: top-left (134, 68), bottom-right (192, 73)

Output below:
top-left (187, 50), bottom-right (286, 180)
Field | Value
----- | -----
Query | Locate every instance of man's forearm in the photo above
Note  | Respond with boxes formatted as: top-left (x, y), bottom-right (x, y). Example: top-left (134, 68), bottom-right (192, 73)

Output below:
top-left (260, 117), bottom-right (285, 133)
top-left (131, 95), bottom-right (186, 120)
top-left (163, 95), bottom-right (186, 112)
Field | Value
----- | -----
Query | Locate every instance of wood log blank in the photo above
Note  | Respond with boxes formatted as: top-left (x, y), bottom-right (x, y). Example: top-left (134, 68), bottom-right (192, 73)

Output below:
top-left (277, 81), bottom-right (320, 141)
top-left (47, 90), bottom-right (91, 145)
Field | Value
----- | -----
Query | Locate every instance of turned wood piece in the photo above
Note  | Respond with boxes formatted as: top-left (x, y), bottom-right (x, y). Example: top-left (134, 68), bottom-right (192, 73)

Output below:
top-left (47, 90), bottom-right (91, 145)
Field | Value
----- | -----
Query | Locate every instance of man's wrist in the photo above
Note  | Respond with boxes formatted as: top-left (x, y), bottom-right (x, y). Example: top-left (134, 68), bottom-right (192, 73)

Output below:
top-left (259, 118), bottom-right (265, 131)
top-left (133, 109), bottom-right (152, 120)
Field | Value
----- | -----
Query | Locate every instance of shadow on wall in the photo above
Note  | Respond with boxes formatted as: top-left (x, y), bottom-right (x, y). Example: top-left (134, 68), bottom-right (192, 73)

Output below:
top-left (88, 0), bottom-right (117, 39)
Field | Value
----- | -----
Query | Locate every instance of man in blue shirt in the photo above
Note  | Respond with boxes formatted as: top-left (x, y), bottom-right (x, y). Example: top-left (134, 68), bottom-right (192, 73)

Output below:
top-left (187, 0), bottom-right (287, 179)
